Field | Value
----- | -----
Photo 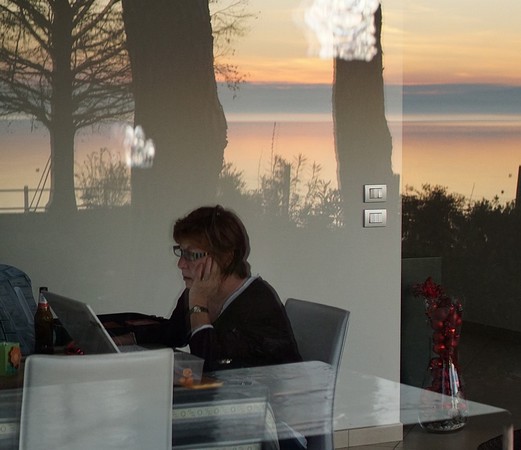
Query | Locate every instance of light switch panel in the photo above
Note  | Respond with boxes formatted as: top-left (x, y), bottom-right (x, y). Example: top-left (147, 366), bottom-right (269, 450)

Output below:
top-left (364, 184), bottom-right (387, 203)
top-left (363, 209), bottom-right (387, 227)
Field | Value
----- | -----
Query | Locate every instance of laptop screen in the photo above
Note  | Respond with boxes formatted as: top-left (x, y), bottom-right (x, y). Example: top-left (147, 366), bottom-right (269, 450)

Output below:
top-left (44, 291), bottom-right (120, 355)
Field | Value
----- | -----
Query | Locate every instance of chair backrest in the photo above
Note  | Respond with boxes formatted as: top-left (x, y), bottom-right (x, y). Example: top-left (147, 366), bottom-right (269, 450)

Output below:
top-left (285, 298), bottom-right (350, 375)
top-left (19, 348), bottom-right (174, 450)
top-left (284, 298), bottom-right (350, 450)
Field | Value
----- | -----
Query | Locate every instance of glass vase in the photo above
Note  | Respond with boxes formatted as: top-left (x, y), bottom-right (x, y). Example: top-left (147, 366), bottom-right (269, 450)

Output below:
top-left (418, 297), bottom-right (468, 432)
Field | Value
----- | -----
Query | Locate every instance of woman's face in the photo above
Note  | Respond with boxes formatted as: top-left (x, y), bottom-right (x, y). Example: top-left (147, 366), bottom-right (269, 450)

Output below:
top-left (175, 239), bottom-right (215, 289)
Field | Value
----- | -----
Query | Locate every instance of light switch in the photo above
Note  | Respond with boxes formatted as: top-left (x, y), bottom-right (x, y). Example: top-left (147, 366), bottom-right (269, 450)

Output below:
top-left (364, 209), bottom-right (387, 227)
top-left (369, 212), bottom-right (383, 223)
top-left (370, 188), bottom-right (383, 200)
top-left (364, 184), bottom-right (387, 203)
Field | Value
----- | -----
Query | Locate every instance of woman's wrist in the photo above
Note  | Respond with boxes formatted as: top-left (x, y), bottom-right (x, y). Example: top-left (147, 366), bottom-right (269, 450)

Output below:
top-left (189, 305), bottom-right (211, 330)
top-left (188, 305), bottom-right (209, 315)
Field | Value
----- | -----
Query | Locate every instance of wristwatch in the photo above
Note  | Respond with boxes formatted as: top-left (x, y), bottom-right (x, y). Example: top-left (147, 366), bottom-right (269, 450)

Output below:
top-left (188, 305), bottom-right (209, 315)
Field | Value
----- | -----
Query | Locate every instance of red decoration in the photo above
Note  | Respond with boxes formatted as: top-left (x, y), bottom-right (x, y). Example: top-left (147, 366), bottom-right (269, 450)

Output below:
top-left (415, 277), bottom-right (468, 432)
top-left (413, 277), bottom-right (464, 396)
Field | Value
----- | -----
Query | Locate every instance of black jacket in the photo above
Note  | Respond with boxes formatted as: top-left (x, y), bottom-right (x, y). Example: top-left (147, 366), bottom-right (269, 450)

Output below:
top-left (160, 277), bottom-right (302, 371)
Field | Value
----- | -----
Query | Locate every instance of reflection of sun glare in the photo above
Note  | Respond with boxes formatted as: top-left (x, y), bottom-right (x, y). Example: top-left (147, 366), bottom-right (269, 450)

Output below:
top-left (296, 0), bottom-right (380, 61)
top-left (121, 124), bottom-right (155, 169)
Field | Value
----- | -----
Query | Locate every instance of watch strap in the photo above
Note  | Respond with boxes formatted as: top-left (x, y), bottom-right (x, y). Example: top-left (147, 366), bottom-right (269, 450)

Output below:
top-left (188, 305), bottom-right (209, 315)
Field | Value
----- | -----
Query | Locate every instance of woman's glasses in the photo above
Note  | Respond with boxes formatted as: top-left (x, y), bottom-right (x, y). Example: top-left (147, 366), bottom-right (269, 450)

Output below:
top-left (172, 245), bottom-right (208, 262)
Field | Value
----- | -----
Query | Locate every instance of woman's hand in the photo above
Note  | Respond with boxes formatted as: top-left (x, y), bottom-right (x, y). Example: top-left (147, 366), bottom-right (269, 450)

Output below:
top-left (188, 256), bottom-right (220, 309)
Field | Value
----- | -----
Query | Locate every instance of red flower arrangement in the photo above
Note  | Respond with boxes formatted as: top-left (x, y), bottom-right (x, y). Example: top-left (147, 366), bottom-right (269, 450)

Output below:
top-left (414, 277), bottom-right (467, 432)
top-left (414, 277), bottom-right (463, 361)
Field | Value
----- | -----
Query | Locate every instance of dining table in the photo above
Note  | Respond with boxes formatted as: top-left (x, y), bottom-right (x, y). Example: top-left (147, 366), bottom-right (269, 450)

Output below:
top-left (0, 359), bottom-right (335, 450)
top-left (1, 358), bottom-right (514, 449)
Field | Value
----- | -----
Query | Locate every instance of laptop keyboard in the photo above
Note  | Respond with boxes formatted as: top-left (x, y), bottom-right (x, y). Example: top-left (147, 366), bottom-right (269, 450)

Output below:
top-left (118, 344), bottom-right (147, 352)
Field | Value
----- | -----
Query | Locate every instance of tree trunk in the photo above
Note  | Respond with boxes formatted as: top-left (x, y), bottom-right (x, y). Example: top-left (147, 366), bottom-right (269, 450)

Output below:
top-left (333, 6), bottom-right (393, 210)
top-left (46, 0), bottom-right (77, 213)
top-left (122, 0), bottom-right (227, 216)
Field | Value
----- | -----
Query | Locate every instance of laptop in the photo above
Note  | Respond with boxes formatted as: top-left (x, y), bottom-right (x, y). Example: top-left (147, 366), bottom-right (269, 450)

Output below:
top-left (44, 291), bottom-right (122, 354)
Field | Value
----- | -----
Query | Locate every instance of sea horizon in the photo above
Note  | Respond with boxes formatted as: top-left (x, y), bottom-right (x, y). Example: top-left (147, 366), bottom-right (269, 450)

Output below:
top-left (2, 83), bottom-right (521, 212)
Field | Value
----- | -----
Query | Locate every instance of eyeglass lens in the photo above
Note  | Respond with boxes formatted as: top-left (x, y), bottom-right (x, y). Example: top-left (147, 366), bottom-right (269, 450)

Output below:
top-left (172, 245), bottom-right (208, 261)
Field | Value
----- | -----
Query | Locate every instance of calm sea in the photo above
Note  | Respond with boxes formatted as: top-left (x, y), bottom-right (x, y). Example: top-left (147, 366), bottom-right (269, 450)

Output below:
top-left (402, 116), bottom-right (521, 202)
top-left (1, 115), bottom-right (521, 210)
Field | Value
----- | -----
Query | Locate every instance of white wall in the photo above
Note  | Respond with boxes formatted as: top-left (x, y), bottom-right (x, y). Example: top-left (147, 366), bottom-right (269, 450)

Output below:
top-left (0, 2), bottom-right (403, 389)
top-left (0, 130), bottom-right (402, 387)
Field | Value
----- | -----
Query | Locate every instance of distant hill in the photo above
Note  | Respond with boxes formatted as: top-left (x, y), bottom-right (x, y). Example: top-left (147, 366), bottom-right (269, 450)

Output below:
top-left (217, 82), bottom-right (521, 119)
top-left (403, 84), bottom-right (521, 116)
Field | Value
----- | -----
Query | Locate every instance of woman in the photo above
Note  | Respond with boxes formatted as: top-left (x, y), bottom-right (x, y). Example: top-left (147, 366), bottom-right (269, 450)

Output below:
top-left (161, 205), bottom-right (302, 371)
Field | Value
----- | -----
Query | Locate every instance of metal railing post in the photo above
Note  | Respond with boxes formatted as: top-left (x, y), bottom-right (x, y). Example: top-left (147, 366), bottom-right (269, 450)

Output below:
top-left (24, 185), bottom-right (29, 213)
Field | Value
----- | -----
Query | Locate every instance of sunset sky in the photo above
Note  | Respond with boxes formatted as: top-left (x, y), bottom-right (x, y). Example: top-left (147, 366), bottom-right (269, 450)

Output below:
top-left (2, 0), bottom-right (520, 206)
top-left (214, 0), bottom-right (521, 202)
top-left (225, 0), bottom-right (521, 86)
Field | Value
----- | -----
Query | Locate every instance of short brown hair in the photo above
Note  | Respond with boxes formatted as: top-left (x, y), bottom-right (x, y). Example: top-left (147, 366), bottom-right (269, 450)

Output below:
top-left (173, 205), bottom-right (251, 278)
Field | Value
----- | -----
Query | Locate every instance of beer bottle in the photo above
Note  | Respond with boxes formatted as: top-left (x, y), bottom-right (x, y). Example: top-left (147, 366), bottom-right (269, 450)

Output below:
top-left (34, 287), bottom-right (54, 354)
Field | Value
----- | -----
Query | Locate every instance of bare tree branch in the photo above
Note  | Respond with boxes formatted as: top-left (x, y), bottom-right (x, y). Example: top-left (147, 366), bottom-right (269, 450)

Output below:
top-left (210, 0), bottom-right (257, 90)
top-left (0, 0), bottom-right (133, 211)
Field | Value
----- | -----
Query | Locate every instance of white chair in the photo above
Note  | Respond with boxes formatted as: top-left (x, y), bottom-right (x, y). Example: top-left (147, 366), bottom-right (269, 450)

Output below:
top-left (285, 298), bottom-right (350, 450)
top-left (19, 348), bottom-right (174, 450)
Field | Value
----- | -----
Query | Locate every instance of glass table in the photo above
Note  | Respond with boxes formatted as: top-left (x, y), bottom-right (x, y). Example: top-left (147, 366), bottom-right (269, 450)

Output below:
top-left (0, 360), bottom-right (334, 449)
top-left (335, 369), bottom-right (513, 450)
top-left (0, 361), bottom-right (513, 450)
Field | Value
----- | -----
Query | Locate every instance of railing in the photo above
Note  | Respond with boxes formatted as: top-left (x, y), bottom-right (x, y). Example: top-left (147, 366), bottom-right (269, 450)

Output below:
top-left (0, 186), bottom-right (45, 213)
top-left (0, 186), bottom-right (131, 213)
